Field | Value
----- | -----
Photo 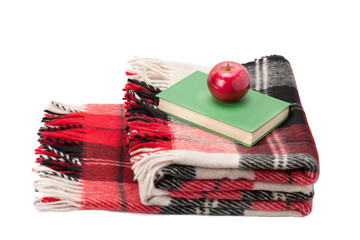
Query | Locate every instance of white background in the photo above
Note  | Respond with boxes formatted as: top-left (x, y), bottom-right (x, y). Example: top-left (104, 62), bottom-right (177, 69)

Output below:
top-left (1, 0), bottom-right (359, 239)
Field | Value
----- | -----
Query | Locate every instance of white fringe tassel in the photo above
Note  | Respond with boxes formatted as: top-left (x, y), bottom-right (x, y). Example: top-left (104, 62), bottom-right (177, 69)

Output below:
top-left (46, 101), bottom-right (86, 115)
top-left (131, 151), bottom-right (175, 194)
top-left (132, 151), bottom-right (174, 181)
top-left (34, 166), bottom-right (82, 211)
top-left (127, 57), bottom-right (171, 90)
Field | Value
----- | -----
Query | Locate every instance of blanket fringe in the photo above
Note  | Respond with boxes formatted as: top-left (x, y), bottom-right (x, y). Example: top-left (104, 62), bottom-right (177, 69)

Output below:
top-left (124, 78), bottom-right (175, 185)
top-left (34, 101), bottom-right (85, 211)
top-left (124, 79), bottom-right (168, 121)
top-left (132, 152), bottom-right (174, 181)
top-left (127, 57), bottom-right (171, 90)
top-left (124, 79), bottom-right (172, 156)
top-left (34, 166), bottom-right (83, 211)
top-left (44, 101), bottom-right (85, 116)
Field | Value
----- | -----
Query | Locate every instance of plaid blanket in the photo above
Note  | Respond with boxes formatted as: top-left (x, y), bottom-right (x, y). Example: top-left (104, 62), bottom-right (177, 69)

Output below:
top-left (34, 55), bottom-right (319, 216)
top-left (124, 55), bottom-right (319, 216)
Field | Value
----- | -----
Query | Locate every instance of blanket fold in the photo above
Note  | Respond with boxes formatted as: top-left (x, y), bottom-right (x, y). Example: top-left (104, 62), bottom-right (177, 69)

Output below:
top-left (124, 55), bottom-right (319, 216)
top-left (34, 55), bottom-right (319, 217)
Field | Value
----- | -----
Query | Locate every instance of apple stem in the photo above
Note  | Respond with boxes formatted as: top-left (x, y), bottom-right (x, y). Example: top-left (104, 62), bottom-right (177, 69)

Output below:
top-left (225, 63), bottom-right (231, 71)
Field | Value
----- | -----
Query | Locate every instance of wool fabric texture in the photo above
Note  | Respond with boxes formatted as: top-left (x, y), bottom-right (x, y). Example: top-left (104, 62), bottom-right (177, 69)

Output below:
top-left (34, 55), bottom-right (319, 216)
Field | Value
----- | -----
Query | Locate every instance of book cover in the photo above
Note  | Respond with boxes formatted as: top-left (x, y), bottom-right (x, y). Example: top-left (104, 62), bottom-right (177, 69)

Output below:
top-left (156, 71), bottom-right (291, 146)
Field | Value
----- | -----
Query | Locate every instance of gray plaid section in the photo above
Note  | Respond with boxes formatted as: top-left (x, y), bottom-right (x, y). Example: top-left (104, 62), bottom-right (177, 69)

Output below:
top-left (244, 55), bottom-right (297, 90)
top-left (239, 153), bottom-right (318, 172)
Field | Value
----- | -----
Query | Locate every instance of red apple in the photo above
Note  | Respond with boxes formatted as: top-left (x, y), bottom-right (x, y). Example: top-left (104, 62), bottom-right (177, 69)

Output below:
top-left (207, 61), bottom-right (250, 102)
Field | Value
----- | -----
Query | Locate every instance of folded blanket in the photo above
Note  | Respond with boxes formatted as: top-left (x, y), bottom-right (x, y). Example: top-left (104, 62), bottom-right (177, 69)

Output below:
top-left (34, 55), bottom-right (319, 217)
top-left (124, 55), bottom-right (319, 216)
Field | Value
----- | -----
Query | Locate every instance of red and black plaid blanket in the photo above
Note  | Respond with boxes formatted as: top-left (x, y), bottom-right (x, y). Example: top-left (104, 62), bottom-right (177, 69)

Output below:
top-left (34, 56), bottom-right (319, 216)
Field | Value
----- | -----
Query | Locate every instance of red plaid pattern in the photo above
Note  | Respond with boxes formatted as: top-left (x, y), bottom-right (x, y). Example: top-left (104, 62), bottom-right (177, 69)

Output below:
top-left (34, 56), bottom-right (319, 216)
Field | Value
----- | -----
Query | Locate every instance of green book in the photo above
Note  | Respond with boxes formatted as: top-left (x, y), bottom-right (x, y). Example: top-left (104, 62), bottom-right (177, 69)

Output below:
top-left (156, 71), bottom-right (291, 147)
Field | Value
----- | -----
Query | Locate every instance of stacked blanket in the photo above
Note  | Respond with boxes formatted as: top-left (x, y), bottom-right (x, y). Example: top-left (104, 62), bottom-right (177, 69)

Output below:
top-left (34, 55), bottom-right (319, 216)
